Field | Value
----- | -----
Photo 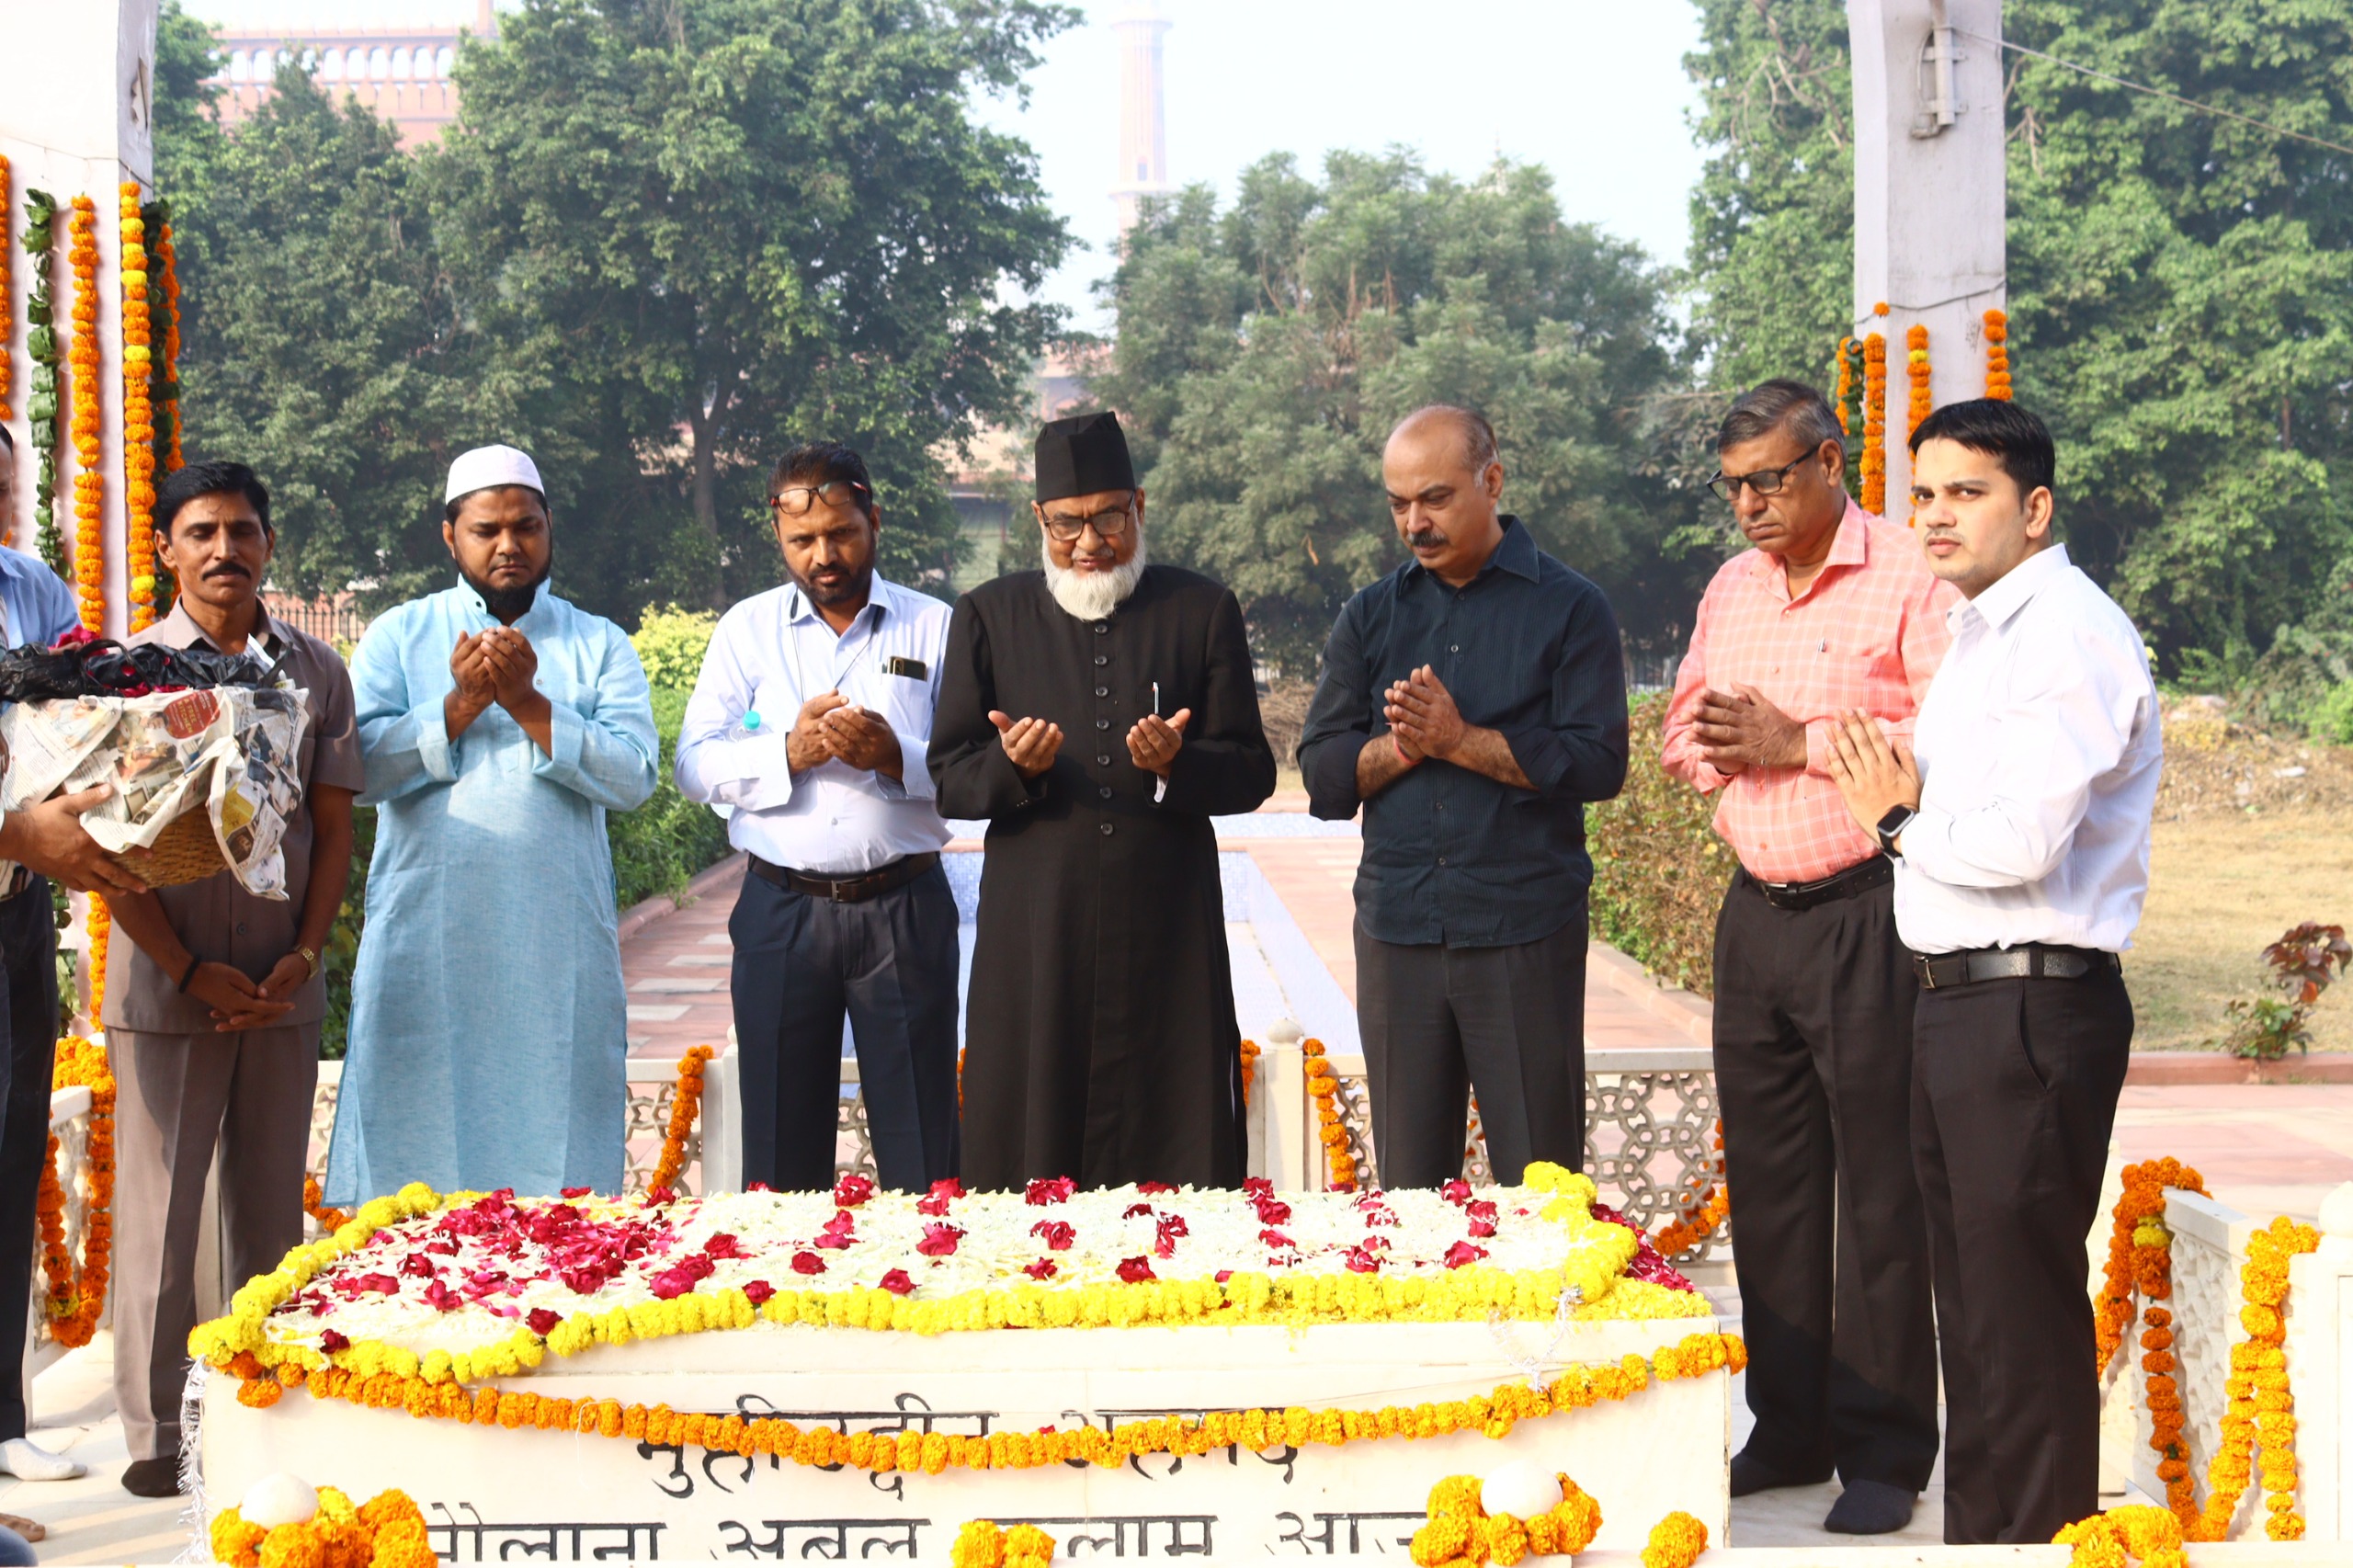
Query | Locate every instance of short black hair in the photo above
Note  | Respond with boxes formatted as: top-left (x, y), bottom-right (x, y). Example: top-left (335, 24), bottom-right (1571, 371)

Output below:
top-left (768, 441), bottom-right (876, 519)
top-left (1718, 379), bottom-right (1844, 456)
top-left (157, 460), bottom-right (272, 538)
top-left (0, 423), bottom-right (14, 454)
top-left (1907, 398), bottom-right (2056, 501)
top-left (442, 485), bottom-right (549, 528)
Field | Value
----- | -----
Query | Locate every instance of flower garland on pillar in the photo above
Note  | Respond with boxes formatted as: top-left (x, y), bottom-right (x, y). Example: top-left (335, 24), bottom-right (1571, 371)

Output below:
top-left (21, 190), bottom-right (64, 571)
top-left (66, 195), bottom-right (110, 1016)
top-left (119, 185), bottom-right (156, 632)
top-left (0, 154), bottom-right (12, 432)
top-left (36, 1037), bottom-right (115, 1348)
top-left (1858, 302), bottom-right (1889, 515)
top-left (1984, 308), bottom-right (2012, 401)
top-left (144, 198), bottom-right (181, 613)
top-left (1904, 324), bottom-right (1931, 439)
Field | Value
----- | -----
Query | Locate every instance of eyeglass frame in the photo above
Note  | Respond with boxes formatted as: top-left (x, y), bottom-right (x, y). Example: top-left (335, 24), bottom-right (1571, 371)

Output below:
top-left (1035, 494), bottom-right (1138, 542)
top-left (769, 479), bottom-right (871, 517)
top-left (1706, 450), bottom-right (1824, 504)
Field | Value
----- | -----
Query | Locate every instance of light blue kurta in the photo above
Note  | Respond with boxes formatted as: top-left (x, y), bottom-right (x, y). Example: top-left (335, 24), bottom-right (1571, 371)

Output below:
top-left (324, 579), bottom-right (658, 1205)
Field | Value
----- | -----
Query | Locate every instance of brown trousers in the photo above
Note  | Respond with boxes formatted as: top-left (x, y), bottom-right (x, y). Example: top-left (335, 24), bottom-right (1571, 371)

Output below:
top-left (110, 1024), bottom-right (315, 1461)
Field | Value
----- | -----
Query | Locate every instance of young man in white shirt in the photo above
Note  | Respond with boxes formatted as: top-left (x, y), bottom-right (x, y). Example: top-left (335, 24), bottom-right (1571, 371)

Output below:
top-left (1824, 399), bottom-right (2161, 1546)
top-left (675, 442), bottom-right (957, 1192)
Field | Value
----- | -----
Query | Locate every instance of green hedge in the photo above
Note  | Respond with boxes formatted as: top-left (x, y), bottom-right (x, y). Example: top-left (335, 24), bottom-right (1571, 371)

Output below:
top-left (1586, 692), bottom-right (1729, 998)
top-left (319, 684), bottom-right (732, 1058)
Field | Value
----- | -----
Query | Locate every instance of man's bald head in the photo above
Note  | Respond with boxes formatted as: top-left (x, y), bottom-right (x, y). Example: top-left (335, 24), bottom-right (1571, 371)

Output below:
top-left (1381, 404), bottom-right (1506, 587)
top-left (1386, 405), bottom-right (1498, 475)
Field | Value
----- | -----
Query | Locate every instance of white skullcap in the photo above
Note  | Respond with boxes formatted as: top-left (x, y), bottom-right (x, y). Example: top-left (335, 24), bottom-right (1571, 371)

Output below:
top-left (444, 443), bottom-right (545, 505)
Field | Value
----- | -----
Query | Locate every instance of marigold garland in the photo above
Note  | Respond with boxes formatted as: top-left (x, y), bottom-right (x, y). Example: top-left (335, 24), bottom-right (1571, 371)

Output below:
top-left (209, 1483), bottom-right (439, 1568)
top-left (1649, 1120), bottom-right (1726, 1260)
top-left (1833, 335), bottom-right (1855, 437)
top-left (1984, 308), bottom-right (2012, 402)
top-left (1859, 330), bottom-right (1888, 514)
top-left (151, 200), bottom-right (182, 472)
top-left (1409, 1471), bottom-right (1602, 1567)
top-left (1240, 1038), bottom-right (1259, 1106)
top-left (36, 1036), bottom-right (114, 1347)
top-left (950, 1520), bottom-right (1056, 1568)
top-left (85, 894), bottom-right (109, 1023)
top-left (1303, 1038), bottom-right (1355, 1190)
top-left (650, 1043), bottom-right (714, 1192)
top-left (238, 1331), bottom-right (1746, 1479)
top-left (304, 1176), bottom-right (352, 1234)
top-left (1640, 1510), bottom-right (1710, 1568)
top-left (2056, 1504), bottom-right (2187, 1568)
top-left (0, 154), bottom-right (12, 431)
top-left (20, 188), bottom-right (65, 571)
top-left (119, 184), bottom-right (156, 631)
top-left (67, 194), bottom-right (103, 633)
top-left (2093, 1158), bottom-right (2208, 1525)
top-left (1904, 321), bottom-right (1932, 511)
top-left (2201, 1215), bottom-right (2319, 1541)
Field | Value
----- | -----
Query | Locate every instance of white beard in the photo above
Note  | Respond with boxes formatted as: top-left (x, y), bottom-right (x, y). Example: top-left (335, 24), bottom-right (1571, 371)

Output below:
top-left (1042, 527), bottom-right (1149, 619)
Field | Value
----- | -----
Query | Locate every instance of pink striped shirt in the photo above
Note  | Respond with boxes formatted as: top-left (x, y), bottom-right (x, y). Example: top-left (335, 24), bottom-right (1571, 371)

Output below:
top-left (1662, 498), bottom-right (1958, 883)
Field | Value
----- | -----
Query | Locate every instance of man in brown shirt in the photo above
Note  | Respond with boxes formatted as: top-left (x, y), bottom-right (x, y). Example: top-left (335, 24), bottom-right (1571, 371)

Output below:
top-left (98, 462), bottom-right (363, 1498)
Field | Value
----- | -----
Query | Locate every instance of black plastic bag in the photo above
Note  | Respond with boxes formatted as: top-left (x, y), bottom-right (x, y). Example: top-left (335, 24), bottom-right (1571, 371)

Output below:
top-left (0, 638), bottom-right (277, 704)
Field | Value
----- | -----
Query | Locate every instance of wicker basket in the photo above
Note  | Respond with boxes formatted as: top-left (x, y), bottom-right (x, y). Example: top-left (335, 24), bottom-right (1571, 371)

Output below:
top-left (109, 802), bottom-right (227, 890)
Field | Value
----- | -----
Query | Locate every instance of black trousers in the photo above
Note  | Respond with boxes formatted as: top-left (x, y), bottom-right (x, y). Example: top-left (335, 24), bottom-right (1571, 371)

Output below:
top-left (1356, 911), bottom-right (1586, 1187)
top-left (0, 881), bottom-right (57, 1442)
top-left (1914, 967), bottom-right (2132, 1545)
top-left (1712, 870), bottom-right (1939, 1490)
top-left (730, 863), bottom-right (961, 1193)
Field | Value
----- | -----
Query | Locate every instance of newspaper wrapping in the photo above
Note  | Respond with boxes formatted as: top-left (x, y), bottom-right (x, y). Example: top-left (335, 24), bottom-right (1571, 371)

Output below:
top-left (0, 686), bottom-right (312, 898)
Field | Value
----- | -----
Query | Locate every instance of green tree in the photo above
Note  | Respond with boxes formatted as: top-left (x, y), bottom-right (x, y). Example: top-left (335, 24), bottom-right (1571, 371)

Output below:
top-left (1094, 152), bottom-right (1705, 672)
top-left (425, 0), bottom-right (1075, 609)
top-left (1681, 0), bottom-right (2353, 682)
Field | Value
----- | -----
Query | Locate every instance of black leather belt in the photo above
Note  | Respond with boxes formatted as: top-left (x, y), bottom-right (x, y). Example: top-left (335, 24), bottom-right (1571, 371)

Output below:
top-left (749, 850), bottom-right (938, 904)
top-left (1746, 855), bottom-right (1892, 912)
top-left (1913, 944), bottom-right (2122, 990)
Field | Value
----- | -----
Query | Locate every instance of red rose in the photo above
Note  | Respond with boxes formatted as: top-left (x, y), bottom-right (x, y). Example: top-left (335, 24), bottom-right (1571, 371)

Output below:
top-left (1024, 1176), bottom-right (1076, 1206)
top-left (1024, 1258), bottom-right (1058, 1280)
top-left (916, 1178), bottom-right (965, 1216)
top-left (644, 1185), bottom-right (677, 1207)
top-left (1121, 1202), bottom-right (1154, 1220)
top-left (703, 1233), bottom-right (744, 1259)
top-left (747, 1182), bottom-right (773, 1193)
top-left (790, 1251), bottom-right (826, 1276)
top-left (1154, 1214), bottom-right (1189, 1258)
top-left (1440, 1178), bottom-right (1472, 1205)
top-left (527, 1308), bottom-right (563, 1335)
top-left (1259, 1229), bottom-right (1293, 1249)
top-left (834, 1174), bottom-right (875, 1208)
top-left (879, 1268), bottom-right (917, 1296)
top-left (1116, 1256), bottom-right (1155, 1283)
top-left (744, 1280), bottom-right (777, 1305)
top-left (814, 1211), bottom-right (858, 1249)
top-left (1029, 1220), bottom-right (1075, 1251)
top-left (319, 1329), bottom-right (350, 1353)
top-left (1344, 1244), bottom-right (1381, 1273)
top-left (1443, 1241), bottom-right (1488, 1269)
top-left (1137, 1181), bottom-right (1177, 1194)
top-left (917, 1222), bottom-right (964, 1257)
top-left (561, 1187), bottom-right (592, 1199)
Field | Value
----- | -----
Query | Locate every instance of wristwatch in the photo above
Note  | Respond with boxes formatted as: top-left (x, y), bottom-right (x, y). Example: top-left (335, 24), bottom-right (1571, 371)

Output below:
top-left (1875, 804), bottom-right (1916, 858)
top-left (297, 944), bottom-right (322, 981)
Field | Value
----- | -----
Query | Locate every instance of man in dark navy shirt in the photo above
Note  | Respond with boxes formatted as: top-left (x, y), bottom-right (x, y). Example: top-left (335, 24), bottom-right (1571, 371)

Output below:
top-left (1298, 405), bottom-right (1629, 1187)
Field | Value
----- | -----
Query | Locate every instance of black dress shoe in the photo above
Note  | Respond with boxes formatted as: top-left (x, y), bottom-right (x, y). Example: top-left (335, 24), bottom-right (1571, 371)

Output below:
top-left (1824, 1479), bottom-right (1916, 1535)
top-left (1729, 1448), bottom-right (1833, 1497)
top-left (120, 1456), bottom-right (181, 1498)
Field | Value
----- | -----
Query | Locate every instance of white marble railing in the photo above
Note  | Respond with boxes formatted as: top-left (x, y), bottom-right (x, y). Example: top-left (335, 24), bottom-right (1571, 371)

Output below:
top-left (2288, 1185), bottom-right (2353, 1542)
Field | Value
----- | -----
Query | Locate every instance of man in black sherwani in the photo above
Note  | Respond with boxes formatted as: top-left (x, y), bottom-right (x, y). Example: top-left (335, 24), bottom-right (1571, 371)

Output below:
top-left (932, 412), bottom-right (1276, 1189)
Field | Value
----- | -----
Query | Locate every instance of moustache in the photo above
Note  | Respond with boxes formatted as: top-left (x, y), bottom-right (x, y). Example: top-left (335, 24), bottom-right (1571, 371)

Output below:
top-left (203, 563), bottom-right (251, 579)
top-left (1407, 529), bottom-right (1449, 551)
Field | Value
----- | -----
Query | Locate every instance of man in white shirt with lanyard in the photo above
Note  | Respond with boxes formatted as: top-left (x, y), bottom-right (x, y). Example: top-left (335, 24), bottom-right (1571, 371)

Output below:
top-left (676, 442), bottom-right (957, 1192)
top-left (1824, 398), bottom-right (2161, 1546)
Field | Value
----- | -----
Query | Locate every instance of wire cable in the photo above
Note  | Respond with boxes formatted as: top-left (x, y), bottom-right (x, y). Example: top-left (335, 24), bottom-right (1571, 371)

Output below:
top-left (1961, 29), bottom-right (2353, 159)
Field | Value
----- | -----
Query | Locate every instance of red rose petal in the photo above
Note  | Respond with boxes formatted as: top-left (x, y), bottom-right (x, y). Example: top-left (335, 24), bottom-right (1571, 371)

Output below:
top-left (790, 1250), bottom-right (826, 1276)
top-left (880, 1268), bottom-right (916, 1296)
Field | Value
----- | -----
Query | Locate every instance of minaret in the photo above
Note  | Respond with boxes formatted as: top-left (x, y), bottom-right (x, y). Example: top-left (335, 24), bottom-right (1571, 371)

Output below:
top-left (1108, 0), bottom-right (1170, 233)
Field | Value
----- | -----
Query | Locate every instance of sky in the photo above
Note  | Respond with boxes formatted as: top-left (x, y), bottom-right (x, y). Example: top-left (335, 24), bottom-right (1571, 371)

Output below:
top-left (180, 1), bottom-right (1711, 330)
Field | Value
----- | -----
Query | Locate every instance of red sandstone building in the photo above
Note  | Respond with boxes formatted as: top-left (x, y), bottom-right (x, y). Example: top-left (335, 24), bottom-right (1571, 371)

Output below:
top-left (207, 1), bottom-right (494, 146)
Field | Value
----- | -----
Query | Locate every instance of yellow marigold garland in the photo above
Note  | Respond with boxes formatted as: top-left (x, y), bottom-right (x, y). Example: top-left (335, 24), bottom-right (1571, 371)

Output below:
top-left (1304, 1037), bottom-right (1354, 1190)
top-left (37, 1037), bottom-right (114, 1347)
top-left (2201, 1215), bottom-right (2319, 1541)
top-left (650, 1043), bottom-right (714, 1192)
top-left (1904, 320), bottom-right (1933, 520)
top-left (67, 195), bottom-right (104, 632)
top-left (950, 1520), bottom-right (1056, 1568)
top-left (1859, 321), bottom-right (1889, 515)
top-left (242, 1332), bottom-right (1744, 1479)
top-left (2056, 1504), bottom-right (2187, 1568)
top-left (303, 1176), bottom-right (352, 1234)
top-left (119, 184), bottom-right (155, 631)
top-left (209, 1483), bottom-right (439, 1568)
top-left (1640, 1510), bottom-right (1710, 1568)
top-left (1408, 1471), bottom-right (1602, 1567)
top-left (1984, 308), bottom-right (2012, 402)
top-left (1834, 335), bottom-right (1854, 436)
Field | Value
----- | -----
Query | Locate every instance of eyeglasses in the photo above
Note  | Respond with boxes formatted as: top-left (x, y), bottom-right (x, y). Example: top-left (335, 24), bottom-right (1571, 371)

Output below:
top-left (771, 479), bottom-right (870, 517)
top-left (1707, 454), bottom-right (1815, 503)
top-left (1040, 499), bottom-right (1134, 542)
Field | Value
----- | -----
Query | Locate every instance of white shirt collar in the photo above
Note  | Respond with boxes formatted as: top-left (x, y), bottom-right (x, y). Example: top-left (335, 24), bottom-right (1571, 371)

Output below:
top-left (1950, 540), bottom-right (2071, 633)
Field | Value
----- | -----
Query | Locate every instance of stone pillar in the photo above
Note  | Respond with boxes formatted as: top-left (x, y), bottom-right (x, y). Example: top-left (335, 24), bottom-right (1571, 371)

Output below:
top-left (1847, 0), bottom-right (2006, 515)
top-left (2287, 1181), bottom-right (2353, 1541)
top-left (1108, 0), bottom-right (1172, 233)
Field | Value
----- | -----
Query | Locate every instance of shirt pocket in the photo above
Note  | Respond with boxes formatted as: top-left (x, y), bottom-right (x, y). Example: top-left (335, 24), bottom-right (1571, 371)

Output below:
top-left (1818, 628), bottom-right (1901, 716)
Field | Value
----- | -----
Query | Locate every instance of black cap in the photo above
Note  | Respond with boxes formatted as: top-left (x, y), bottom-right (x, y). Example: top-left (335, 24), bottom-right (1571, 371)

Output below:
top-left (1034, 412), bottom-right (1136, 503)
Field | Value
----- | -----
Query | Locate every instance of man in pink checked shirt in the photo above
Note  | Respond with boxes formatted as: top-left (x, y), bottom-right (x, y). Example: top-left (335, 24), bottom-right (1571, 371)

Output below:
top-left (1663, 381), bottom-right (1956, 1536)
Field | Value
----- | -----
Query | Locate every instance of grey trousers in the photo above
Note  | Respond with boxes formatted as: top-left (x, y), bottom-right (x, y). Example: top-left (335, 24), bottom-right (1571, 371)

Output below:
top-left (110, 1023), bottom-right (315, 1460)
top-left (1355, 912), bottom-right (1588, 1187)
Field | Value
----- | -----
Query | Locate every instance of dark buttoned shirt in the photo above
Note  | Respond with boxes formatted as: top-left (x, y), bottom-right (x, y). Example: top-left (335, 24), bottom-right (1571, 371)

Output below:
top-left (102, 602), bottom-right (366, 1033)
top-left (1298, 517), bottom-right (1630, 948)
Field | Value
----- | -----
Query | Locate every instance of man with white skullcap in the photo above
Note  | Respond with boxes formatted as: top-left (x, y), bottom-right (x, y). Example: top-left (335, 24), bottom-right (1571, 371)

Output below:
top-left (326, 445), bottom-right (658, 1203)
